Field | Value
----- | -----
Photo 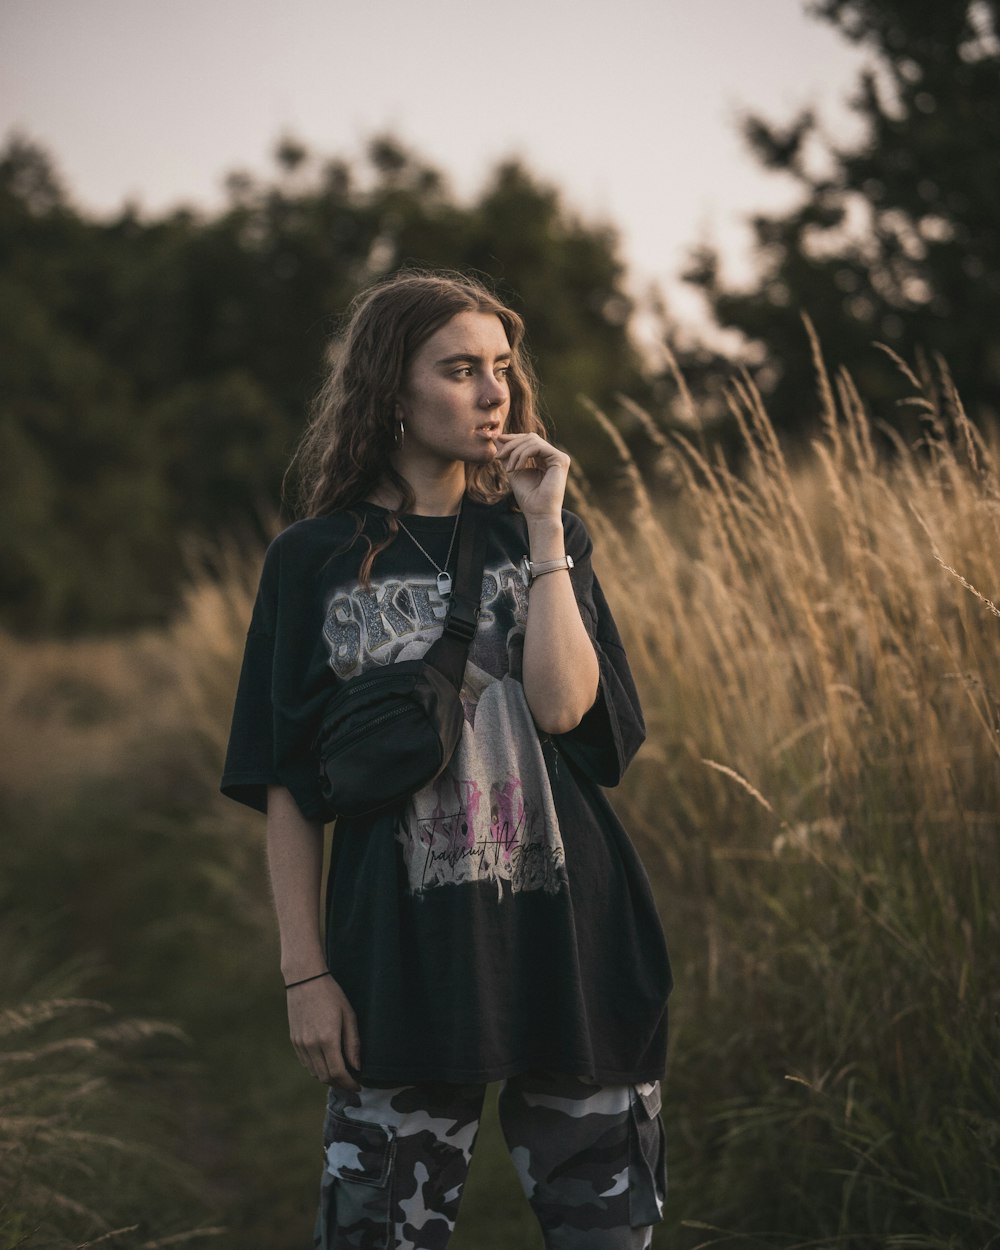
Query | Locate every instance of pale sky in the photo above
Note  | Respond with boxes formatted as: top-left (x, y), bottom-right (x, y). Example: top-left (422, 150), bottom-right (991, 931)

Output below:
top-left (0, 0), bottom-right (872, 350)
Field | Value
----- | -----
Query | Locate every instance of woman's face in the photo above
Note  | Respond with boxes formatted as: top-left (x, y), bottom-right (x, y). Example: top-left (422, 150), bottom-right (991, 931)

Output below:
top-left (395, 310), bottom-right (512, 468)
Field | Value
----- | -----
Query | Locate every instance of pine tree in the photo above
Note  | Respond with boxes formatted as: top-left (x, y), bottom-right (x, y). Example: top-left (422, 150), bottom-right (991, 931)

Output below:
top-left (681, 0), bottom-right (1000, 439)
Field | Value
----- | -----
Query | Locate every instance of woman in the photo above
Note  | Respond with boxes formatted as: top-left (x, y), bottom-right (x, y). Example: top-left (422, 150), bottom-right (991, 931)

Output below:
top-left (221, 270), bottom-right (672, 1249)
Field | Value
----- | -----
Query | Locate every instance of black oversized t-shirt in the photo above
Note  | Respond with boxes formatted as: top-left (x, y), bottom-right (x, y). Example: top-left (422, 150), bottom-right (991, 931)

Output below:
top-left (221, 495), bottom-right (672, 1084)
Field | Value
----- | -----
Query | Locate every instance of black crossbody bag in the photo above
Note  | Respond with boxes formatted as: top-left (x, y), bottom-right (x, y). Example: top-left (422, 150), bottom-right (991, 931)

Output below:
top-left (314, 500), bottom-right (489, 820)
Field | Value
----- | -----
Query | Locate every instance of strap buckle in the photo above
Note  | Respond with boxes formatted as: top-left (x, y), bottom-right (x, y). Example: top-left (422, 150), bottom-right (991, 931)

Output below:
top-left (444, 594), bottom-right (480, 643)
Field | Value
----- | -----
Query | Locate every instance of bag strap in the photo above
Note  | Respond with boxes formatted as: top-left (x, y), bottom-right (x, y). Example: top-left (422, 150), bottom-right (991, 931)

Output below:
top-left (423, 497), bottom-right (489, 689)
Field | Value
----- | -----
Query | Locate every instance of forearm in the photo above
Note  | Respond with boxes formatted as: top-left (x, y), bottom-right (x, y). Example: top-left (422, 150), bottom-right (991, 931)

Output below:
top-left (265, 785), bottom-right (327, 982)
top-left (521, 516), bottom-right (600, 734)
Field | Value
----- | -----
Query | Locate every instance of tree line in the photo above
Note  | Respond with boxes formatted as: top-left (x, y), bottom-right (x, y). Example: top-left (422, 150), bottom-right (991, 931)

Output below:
top-left (1, 0), bottom-right (996, 635)
top-left (0, 133), bottom-right (660, 633)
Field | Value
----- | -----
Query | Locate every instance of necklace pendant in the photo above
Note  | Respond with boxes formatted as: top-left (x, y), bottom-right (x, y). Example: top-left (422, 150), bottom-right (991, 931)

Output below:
top-left (437, 571), bottom-right (453, 598)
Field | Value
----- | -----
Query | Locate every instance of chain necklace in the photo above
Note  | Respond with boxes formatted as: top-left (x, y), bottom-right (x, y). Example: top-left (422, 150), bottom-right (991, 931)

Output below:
top-left (396, 503), bottom-right (462, 598)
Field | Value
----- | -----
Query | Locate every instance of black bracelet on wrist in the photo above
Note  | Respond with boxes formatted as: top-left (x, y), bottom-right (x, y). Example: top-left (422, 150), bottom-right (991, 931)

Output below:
top-left (284, 970), bottom-right (331, 991)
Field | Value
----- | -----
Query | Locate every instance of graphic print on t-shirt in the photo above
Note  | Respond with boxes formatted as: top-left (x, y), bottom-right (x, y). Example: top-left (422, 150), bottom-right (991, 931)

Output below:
top-left (322, 558), bottom-right (529, 680)
top-left (321, 561), bottom-right (568, 900)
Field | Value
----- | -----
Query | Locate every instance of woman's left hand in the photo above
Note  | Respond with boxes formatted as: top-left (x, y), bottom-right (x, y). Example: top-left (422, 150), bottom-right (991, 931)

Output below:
top-left (495, 432), bottom-right (570, 520)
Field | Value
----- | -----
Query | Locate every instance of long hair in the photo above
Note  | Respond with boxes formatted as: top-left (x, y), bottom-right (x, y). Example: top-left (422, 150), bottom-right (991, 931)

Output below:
top-left (286, 269), bottom-right (546, 584)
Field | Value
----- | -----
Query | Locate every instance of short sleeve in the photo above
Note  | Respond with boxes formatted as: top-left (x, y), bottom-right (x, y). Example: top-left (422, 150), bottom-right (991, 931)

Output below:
top-left (553, 511), bottom-right (646, 786)
top-left (219, 530), bottom-right (329, 821)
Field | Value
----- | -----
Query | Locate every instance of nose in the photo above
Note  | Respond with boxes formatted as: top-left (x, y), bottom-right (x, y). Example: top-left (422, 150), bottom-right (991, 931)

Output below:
top-left (482, 374), bottom-right (508, 408)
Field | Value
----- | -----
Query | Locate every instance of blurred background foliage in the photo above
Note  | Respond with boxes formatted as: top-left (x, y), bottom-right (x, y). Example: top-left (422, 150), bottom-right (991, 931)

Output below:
top-left (0, 129), bottom-right (649, 635)
top-left (683, 0), bottom-right (1000, 439)
top-left (2, 0), bottom-right (999, 637)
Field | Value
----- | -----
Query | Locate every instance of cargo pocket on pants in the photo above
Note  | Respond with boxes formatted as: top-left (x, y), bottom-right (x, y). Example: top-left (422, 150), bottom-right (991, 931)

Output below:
top-left (627, 1082), bottom-right (667, 1228)
top-left (315, 1111), bottom-right (396, 1250)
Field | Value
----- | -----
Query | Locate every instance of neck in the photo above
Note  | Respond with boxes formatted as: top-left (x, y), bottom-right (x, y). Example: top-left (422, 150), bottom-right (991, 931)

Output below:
top-left (375, 457), bottom-right (467, 516)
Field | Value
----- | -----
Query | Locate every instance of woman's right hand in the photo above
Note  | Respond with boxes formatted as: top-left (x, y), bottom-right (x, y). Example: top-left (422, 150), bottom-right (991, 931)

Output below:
top-left (286, 974), bottom-right (362, 1090)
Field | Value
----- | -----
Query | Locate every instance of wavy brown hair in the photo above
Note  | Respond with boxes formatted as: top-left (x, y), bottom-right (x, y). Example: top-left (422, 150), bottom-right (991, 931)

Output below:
top-left (286, 269), bottom-right (546, 584)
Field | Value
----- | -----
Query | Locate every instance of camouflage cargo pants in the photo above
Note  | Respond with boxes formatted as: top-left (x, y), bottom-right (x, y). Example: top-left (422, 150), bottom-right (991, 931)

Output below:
top-left (313, 1071), bottom-right (666, 1250)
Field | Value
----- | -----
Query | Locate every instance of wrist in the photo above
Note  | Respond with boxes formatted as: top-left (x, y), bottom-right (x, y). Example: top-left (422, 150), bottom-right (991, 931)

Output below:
top-left (284, 969), bottom-right (331, 991)
top-left (281, 948), bottom-right (327, 983)
top-left (520, 553), bottom-right (575, 589)
top-left (525, 515), bottom-right (565, 561)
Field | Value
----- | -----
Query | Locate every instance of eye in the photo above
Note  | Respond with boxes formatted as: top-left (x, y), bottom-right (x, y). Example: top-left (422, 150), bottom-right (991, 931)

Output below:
top-left (451, 366), bottom-right (474, 378)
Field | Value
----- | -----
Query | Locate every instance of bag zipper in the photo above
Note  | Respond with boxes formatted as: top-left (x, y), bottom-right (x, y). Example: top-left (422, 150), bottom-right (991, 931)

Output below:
top-left (334, 675), bottom-right (389, 700)
top-left (323, 702), bottom-right (421, 755)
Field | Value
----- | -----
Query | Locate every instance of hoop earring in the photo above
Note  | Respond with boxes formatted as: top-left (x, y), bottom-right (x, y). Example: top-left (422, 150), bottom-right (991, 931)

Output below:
top-left (395, 419), bottom-right (405, 450)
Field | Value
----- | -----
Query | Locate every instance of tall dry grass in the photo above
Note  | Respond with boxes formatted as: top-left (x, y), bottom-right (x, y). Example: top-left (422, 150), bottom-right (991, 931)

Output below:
top-left (569, 321), bottom-right (1000, 1244)
top-left (0, 550), bottom-right (289, 1247)
top-left (1, 324), bottom-right (997, 1245)
top-left (0, 928), bottom-right (224, 1250)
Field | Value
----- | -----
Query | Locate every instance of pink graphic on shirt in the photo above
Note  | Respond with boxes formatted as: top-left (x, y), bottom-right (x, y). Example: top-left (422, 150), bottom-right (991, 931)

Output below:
top-left (460, 778), bottom-right (483, 849)
top-left (396, 674), bottom-right (567, 898)
top-left (417, 776), bottom-right (483, 853)
top-left (491, 777), bottom-right (524, 859)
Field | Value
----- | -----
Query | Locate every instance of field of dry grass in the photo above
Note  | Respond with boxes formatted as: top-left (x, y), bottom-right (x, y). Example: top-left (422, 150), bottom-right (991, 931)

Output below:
top-left (570, 326), bottom-right (1000, 1245)
top-left (2, 328), bottom-right (998, 1247)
